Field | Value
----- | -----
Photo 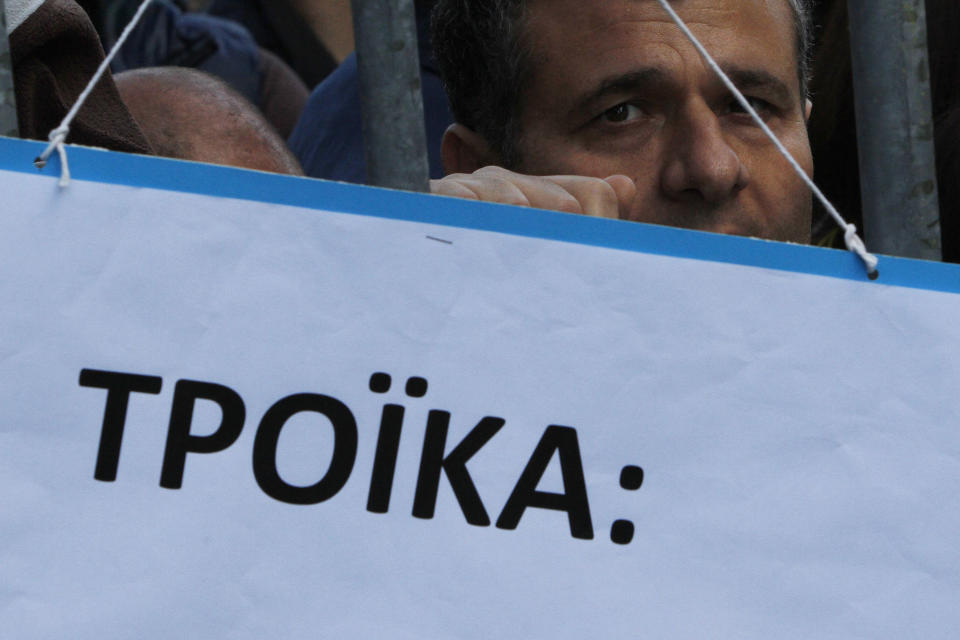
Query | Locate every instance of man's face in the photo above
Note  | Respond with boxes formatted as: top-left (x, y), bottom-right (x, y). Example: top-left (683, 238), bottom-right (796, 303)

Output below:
top-left (515, 0), bottom-right (812, 242)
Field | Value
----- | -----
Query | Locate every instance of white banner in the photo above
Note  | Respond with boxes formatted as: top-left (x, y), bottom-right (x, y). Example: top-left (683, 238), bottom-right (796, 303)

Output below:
top-left (2, 139), bottom-right (960, 639)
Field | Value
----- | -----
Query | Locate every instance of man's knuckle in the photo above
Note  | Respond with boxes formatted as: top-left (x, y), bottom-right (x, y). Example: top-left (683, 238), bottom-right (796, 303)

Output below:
top-left (485, 176), bottom-right (512, 191)
top-left (483, 178), bottom-right (526, 204)
top-left (586, 178), bottom-right (618, 201)
top-left (501, 190), bottom-right (530, 207)
top-left (431, 179), bottom-right (477, 200)
top-left (556, 195), bottom-right (583, 214)
top-left (476, 165), bottom-right (508, 177)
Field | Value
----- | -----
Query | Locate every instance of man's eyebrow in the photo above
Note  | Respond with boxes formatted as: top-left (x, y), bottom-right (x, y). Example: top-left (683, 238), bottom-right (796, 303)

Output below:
top-left (720, 67), bottom-right (795, 106)
top-left (571, 68), bottom-right (670, 117)
top-left (570, 66), bottom-right (797, 119)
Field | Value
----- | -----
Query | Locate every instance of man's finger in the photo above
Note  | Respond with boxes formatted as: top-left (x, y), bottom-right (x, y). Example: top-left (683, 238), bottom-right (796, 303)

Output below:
top-left (430, 177), bottom-right (480, 200)
top-left (431, 173), bottom-right (531, 207)
top-left (468, 166), bottom-right (580, 214)
top-left (542, 175), bottom-right (623, 219)
top-left (431, 168), bottom-right (635, 220)
top-left (603, 174), bottom-right (637, 219)
top-left (506, 179), bottom-right (585, 215)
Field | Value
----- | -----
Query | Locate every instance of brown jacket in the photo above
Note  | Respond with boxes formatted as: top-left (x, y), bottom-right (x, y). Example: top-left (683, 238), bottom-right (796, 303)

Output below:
top-left (10, 0), bottom-right (152, 154)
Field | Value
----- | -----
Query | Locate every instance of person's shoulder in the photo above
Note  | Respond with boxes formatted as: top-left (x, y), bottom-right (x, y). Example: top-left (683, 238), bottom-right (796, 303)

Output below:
top-left (290, 53), bottom-right (361, 143)
top-left (287, 53), bottom-right (365, 182)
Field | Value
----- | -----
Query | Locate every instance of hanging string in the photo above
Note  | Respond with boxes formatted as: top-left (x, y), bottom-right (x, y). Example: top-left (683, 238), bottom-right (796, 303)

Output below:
top-left (34, 0), bottom-right (155, 188)
top-left (655, 0), bottom-right (879, 279)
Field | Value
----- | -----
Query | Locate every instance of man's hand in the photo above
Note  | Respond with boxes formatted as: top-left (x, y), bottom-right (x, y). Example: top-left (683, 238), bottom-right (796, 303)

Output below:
top-left (430, 166), bottom-right (636, 219)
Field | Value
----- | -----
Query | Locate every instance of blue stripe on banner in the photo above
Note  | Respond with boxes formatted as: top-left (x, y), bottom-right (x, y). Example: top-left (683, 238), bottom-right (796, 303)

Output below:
top-left (2, 136), bottom-right (958, 294)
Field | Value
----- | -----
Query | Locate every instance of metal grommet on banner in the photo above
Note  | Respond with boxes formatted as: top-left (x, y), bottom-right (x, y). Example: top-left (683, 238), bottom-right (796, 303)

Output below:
top-left (843, 223), bottom-right (880, 279)
top-left (34, 126), bottom-right (71, 187)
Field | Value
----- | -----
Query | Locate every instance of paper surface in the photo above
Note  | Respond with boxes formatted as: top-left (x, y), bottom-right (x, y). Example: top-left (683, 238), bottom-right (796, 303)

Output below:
top-left (1, 155), bottom-right (959, 639)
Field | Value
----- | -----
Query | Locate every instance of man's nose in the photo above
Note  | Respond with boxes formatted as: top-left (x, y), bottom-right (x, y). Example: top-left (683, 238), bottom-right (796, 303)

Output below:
top-left (659, 103), bottom-right (749, 204)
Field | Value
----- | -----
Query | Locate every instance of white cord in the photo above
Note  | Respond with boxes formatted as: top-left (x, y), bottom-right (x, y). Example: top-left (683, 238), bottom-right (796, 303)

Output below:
top-left (34, 0), bottom-right (155, 188)
top-left (655, 0), bottom-right (879, 279)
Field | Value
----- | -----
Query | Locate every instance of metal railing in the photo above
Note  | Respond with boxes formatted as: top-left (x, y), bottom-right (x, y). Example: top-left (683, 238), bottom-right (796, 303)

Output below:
top-left (0, 0), bottom-right (19, 138)
top-left (350, 0), bottom-right (430, 193)
top-left (848, 0), bottom-right (941, 260)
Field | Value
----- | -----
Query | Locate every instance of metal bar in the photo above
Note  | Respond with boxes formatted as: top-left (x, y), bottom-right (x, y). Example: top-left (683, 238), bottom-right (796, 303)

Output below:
top-left (350, 0), bottom-right (430, 192)
top-left (847, 0), bottom-right (941, 260)
top-left (1, 0), bottom-right (20, 138)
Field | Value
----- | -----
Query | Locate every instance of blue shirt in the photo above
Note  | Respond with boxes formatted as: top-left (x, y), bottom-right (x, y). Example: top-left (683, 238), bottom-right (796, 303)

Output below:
top-left (287, 13), bottom-right (452, 184)
top-left (110, 0), bottom-right (262, 106)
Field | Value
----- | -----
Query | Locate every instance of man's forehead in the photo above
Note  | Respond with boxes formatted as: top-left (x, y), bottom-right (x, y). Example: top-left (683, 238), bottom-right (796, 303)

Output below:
top-left (522, 0), bottom-right (800, 91)
top-left (526, 0), bottom-right (796, 41)
top-left (524, 0), bottom-right (792, 15)
top-left (524, 0), bottom-right (794, 33)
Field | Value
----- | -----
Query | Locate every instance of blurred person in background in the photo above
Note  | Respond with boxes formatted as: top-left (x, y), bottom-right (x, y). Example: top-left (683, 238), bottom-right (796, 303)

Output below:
top-left (205, 0), bottom-right (351, 88)
top-left (78, 0), bottom-right (308, 139)
top-left (115, 66), bottom-right (304, 174)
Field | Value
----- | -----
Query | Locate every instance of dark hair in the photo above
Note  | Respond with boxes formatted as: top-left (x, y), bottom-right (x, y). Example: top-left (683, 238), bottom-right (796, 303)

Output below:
top-left (431, 0), bottom-right (531, 167)
top-left (431, 0), bottom-right (813, 169)
top-left (789, 0), bottom-right (813, 99)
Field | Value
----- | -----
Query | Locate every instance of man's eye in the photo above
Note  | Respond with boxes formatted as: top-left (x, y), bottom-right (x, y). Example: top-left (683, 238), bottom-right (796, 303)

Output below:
top-left (730, 96), bottom-right (774, 117)
top-left (602, 103), bottom-right (643, 123)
